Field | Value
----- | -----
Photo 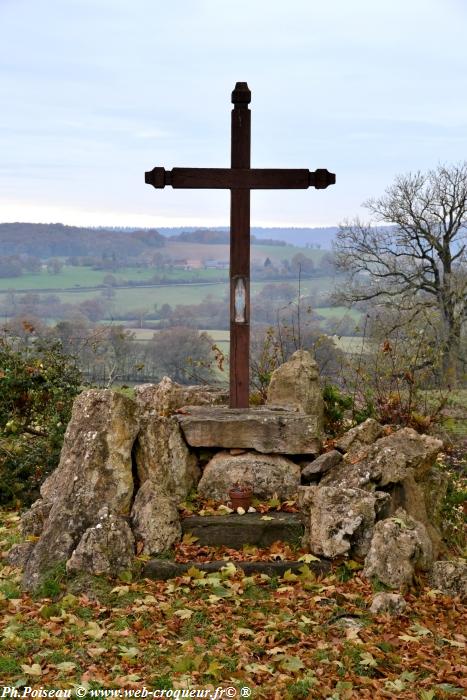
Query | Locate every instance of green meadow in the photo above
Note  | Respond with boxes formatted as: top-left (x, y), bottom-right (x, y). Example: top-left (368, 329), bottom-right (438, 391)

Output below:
top-left (0, 255), bottom-right (364, 349)
top-left (0, 266), bottom-right (227, 292)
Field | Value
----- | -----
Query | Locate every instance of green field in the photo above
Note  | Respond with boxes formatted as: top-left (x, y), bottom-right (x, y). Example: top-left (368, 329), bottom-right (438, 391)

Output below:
top-left (331, 335), bottom-right (370, 353)
top-left (106, 283), bottom-right (229, 311)
top-left (0, 267), bottom-right (107, 290)
top-left (164, 240), bottom-right (327, 266)
top-left (0, 266), bottom-right (227, 292)
top-left (0, 256), bottom-right (364, 343)
top-left (29, 280), bottom-right (348, 315)
top-left (314, 306), bottom-right (360, 320)
top-left (0, 242), bottom-right (326, 293)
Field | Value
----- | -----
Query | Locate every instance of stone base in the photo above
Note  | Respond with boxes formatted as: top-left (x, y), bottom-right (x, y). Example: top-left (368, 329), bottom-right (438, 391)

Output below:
top-left (177, 406), bottom-right (321, 454)
top-left (143, 558), bottom-right (331, 581)
top-left (181, 512), bottom-right (304, 549)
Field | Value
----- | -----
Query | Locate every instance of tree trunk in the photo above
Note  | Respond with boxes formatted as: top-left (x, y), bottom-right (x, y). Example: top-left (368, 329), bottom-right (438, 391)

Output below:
top-left (440, 307), bottom-right (461, 388)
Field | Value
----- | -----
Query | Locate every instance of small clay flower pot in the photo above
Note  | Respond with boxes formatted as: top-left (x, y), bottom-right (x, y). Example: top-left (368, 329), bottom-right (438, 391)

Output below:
top-left (229, 486), bottom-right (253, 511)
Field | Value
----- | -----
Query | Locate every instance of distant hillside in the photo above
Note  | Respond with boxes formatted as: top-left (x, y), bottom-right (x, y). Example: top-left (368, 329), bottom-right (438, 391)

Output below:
top-left (171, 229), bottom-right (288, 246)
top-left (159, 226), bottom-right (338, 248)
top-left (0, 222), bottom-right (338, 259)
top-left (0, 223), bottom-right (165, 258)
top-left (252, 227), bottom-right (338, 248)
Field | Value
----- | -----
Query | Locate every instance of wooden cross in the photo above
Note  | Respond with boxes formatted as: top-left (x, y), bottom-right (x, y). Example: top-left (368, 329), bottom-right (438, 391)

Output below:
top-left (145, 82), bottom-right (335, 409)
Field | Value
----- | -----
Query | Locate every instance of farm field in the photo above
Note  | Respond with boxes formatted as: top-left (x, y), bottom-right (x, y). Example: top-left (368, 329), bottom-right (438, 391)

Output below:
top-left (0, 267), bottom-right (108, 291)
top-left (313, 306), bottom-right (360, 321)
top-left (105, 283), bottom-right (228, 310)
top-left (0, 266), bottom-right (227, 292)
top-left (163, 240), bottom-right (327, 266)
top-left (331, 335), bottom-right (369, 353)
top-left (34, 280), bottom-right (345, 315)
top-left (0, 256), bottom-right (363, 342)
top-left (122, 327), bottom-right (230, 344)
top-left (0, 242), bottom-right (326, 293)
top-left (126, 329), bottom-right (368, 361)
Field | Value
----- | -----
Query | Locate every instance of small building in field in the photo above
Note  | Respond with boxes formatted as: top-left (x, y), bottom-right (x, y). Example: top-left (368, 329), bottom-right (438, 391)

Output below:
top-left (204, 259), bottom-right (229, 270)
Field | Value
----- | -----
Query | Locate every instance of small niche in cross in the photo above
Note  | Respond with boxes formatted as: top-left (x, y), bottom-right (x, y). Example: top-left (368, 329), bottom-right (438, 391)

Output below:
top-left (145, 82), bottom-right (335, 409)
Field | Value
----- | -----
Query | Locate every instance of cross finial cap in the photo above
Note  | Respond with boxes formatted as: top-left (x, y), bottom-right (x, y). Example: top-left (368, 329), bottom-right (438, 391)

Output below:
top-left (232, 82), bottom-right (251, 104)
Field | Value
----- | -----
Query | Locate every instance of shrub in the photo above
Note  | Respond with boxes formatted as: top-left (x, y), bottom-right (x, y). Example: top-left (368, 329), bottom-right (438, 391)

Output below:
top-left (0, 331), bottom-right (82, 505)
top-left (322, 384), bottom-right (353, 435)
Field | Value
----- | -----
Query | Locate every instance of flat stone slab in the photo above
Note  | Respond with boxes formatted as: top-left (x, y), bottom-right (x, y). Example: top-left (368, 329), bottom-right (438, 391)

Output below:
top-left (177, 406), bottom-right (321, 454)
top-left (182, 512), bottom-right (304, 549)
top-left (143, 558), bottom-right (331, 581)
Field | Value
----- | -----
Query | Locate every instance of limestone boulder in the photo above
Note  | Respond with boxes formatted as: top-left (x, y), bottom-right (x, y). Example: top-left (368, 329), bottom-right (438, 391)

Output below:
top-left (388, 471), bottom-right (447, 559)
top-left (134, 377), bottom-right (228, 419)
top-left (135, 415), bottom-right (200, 503)
top-left (321, 427), bottom-right (444, 556)
top-left (298, 485), bottom-right (389, 558)
top-left (430, 560), bottom-right (467, 599)
top-left (22, 389), bottom-right (139, 591)
top-left (21, 499), bottom-right (53, 537)
top-left (266, 350), bottom-right (324, 427)
top-left (198, 451), bottom-right (301, 501)
top-left (66, 507), bottom-right (135, 577)
top-left (7, 542), bottom-right (35, 568)
top-left (335, 418), bottom-right (384, 455)
top-left (301, 450), bottom-right (342, 482)
top-left (131, 481), bottom-right (181, 555)
top-left (323, 427), bottom-right (442, 489)
top-left (178, 406), bottom-right (321, 455)
top-left (369, 593), bottom-right (407, 615)
top-left (423, 467), bottom-right (449, 535)
top-left (363, 509), bottom-right (433, 589)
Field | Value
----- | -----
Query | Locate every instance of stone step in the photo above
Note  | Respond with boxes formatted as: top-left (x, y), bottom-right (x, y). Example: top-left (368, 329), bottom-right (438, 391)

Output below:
top-left (181, 512), bottom-right (304, 549)
top-left (143, 557), bottom-right (330, 581)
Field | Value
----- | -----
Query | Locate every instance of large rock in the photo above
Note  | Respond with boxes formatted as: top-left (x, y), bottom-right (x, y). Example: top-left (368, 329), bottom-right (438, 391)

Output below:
top-left (298, 485), bottom-right (389, 558)
top-left (369, 592), bottom-right (407, 615)
top-left (66, 507), bottom-right (135, 576)
top-left (430, 560), bottom-right (467, 599)
top-left (22, 390), bottom-right (139, 591)
top-left (363, 509), bottom-right (433, 589)
top-left (198, 451), bottom-right (301, 501)
top-left (335, 418), bottom-right (384, 455)
top-left (21, 499), bottom-right (53, 538)
top-left (177, 406), bottom-right (321, 455)
top-left (321, 427), bottom-right (444, 556)
top-left (7, 542), bottom-right (35, 568)
top-left (135, 415), bottom-right (200, 503)
top-left (131, 481), bottom-right (181, 555)
top-left (323, 428), bottom-right (442, 489)
top-left (134, 377), bottom-right (227, 418)
top-left (301, 450), bottom-right (342, 482)
top-left (266, 350), bottom-right (324, 425)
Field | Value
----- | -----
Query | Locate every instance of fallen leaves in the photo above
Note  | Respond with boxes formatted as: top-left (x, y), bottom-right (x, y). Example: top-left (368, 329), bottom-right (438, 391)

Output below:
top-left (178, 494), bottom-right (300, 518)
top-left (83, 621), bottom-right (106, 641)
top-left (1, 507), bottom-right (466, 698)
top-left (20, 662), bottom-right (42, 676)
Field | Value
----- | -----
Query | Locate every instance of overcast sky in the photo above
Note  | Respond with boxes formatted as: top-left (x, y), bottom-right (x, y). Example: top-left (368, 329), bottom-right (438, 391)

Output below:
top-left (1, 0), bottom-right (466, 228)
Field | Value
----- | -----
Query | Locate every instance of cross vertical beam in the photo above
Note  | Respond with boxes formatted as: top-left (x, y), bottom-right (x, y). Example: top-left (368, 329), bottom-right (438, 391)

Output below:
top-left (230, 82), bottom-right (251, 409)
top-left (144, 82), bottom-right (336, 409)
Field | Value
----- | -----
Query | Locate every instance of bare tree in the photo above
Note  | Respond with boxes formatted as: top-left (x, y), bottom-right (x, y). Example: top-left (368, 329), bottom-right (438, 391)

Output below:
top-left (334, 163), bottom-right (467, 386)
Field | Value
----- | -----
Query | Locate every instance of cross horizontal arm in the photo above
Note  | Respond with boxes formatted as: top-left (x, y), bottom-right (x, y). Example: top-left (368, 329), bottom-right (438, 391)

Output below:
top-left (145, 167), bottom-right (335, 190)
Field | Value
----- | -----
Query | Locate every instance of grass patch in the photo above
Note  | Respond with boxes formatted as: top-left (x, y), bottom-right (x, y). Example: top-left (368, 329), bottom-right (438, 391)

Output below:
top-left (33, 561), bottom-right (67, 599)
top-left (0, 580), bottom-right (21, 599)
top-left (0, 655), bottom-right (21, 674)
